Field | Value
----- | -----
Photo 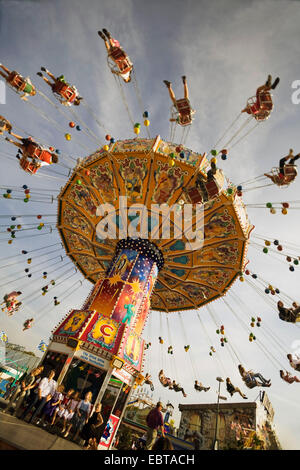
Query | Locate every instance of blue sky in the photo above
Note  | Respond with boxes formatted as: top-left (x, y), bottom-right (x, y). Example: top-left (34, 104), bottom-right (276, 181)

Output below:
top-left (1, 0), bottom-right (300, 449)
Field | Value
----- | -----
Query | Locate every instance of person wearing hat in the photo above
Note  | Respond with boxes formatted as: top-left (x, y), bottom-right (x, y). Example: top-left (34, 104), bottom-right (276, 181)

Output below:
top-left (145, 402), bottom-right (165, 450)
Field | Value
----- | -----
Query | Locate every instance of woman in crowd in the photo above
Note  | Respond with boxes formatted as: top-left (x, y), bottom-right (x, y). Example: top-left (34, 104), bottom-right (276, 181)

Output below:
top-left (80, 402), bottom-right (103, 449)
top-left (63, 391), bottom-right (93, 440)
top-left (38, 384), bottom-right (65, 427)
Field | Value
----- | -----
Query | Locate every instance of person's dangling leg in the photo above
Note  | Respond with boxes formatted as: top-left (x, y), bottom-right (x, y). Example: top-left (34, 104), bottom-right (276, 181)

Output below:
top-left (235, 387), bottom-right (247, 399)
top-left (265, 75), bottom-right (272, 87)
top-left (253, 373), bottom-right (269, 384)
top-left (98, 29), bottom-right (113, 51)
top-left (39, 68), bottom-right (56, 82)
top-left (0, 64), bottom-right (10, 75)
top-left (289, 154), bottom-right (300, 165)
top-left (163, 81), bottom-right (177, 105)
top-left (271, 77), bottom-right (280, 90)
top-left (5, 137), bottom-right (22, 149)
top-left (36, 73), bottom-right (53, 88)
top-left (182, 76), bottom-right (189, 99)
top-left (8, 131), bottom-right (23, 141)
top-left (279, 157), bottom-right (288, 175)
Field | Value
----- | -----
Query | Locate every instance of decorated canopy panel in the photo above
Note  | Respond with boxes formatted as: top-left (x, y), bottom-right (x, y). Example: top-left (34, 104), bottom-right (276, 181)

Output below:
top-left (57, 136), bottom-right (252, 312)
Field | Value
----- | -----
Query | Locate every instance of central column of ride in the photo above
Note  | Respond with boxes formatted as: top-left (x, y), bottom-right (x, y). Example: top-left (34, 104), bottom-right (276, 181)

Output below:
top-left (51, 238), bottom-right (164, 449)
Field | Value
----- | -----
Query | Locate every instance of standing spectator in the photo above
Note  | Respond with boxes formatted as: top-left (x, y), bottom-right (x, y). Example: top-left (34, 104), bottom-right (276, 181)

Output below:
top-left (4, 368), bottom-right (39, 415)
top-left (38, 384), bottom-right (65, 427)
top-left (63, 391), bottom-right (93, 441)
top-left (21, 369), bottom-right (57, 423)
top-left (80, 402), bottom-right (103, 449)
top-left (60, 391), bottom-right (81, 433)
top-left (14, 368), bottom-right (42, 417)
top-left (51, 388), bottom-right (74, 428)
top-left (23, 365), bottom-right (44, 407)
top-left (145, 402), bottom-right (165, 450)
top-left (3, 377), bottom-right (15, 400)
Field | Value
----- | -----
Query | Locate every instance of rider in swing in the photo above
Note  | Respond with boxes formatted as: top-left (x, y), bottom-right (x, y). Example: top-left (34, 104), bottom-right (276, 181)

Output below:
top-left (0, 63), bottom-right (36, 100)
top-left (5, 132), bottom-right (59, 172)
top-left (98, 29), bottom-right (133, 83)
top-left (37, 67), bottom-right (82, 106)
top-left (241, 74), bottom-right (280, 120)
top-left (163, 76), bottom-right (196, 126)
top-left (264, 149), bottom-right (300, 185)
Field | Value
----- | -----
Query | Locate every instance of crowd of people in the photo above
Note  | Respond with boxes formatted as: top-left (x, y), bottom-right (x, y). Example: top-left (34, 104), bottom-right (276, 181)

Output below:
top-left (2, 367), bottom-right (103, 449)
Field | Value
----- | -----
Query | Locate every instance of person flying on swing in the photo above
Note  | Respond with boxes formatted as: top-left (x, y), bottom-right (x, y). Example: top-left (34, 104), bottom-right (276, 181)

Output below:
top-left (163, 76), bottom-right (196, 127)
top-left (238, 364), bottom-right (271, 388)
top-left (287, 353), bottom-right (300, 372)
top-left (264, 149), bottom-right (300, 186)
top-left (277, 301), bottom-right (300, 323)
top-left (158, 370), bottom-right (173, 389)
top-left (23, 318), bottom-right (34, 331)
top-left (241, 75), bottom-right (280, 121)
top-left (5, 132), bottom-right (59, 170)
top-left (0, 63), bottom-right (36, 100)
top-left (194, 380), bottom-right (210, 392)
top-left (226, 377), bottom-right (247, 399)
top-left (37, 67), bottom-right (82, 106)
top-left (170, 380), bottom-right (187, 397)
top-left (98, 29), bottom-right (133, 83)
top-left (280, 370), bottom-right (300, 384)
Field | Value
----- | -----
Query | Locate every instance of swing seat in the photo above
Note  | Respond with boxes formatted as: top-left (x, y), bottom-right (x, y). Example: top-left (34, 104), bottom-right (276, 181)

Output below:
top-left (284, 164), bottom-right (297, 178)
top-left (259, 91), bottom-right (273, 111)
top-left (186, 187), bottom-right (203, 204)
top-left (26, 143), bottom-right (52, 163)
top-left (109, 47), bottom-right (127, 61)
top-left (8, 72), bottom-right (26, 92)
top-left (26, 142), bottom-right (40, 157)
top-left (172, 99), bottom-right (194, 126)
top-left (271, 166), bottom-right (297, 186)
top-left (33, 148), bottom-right (52, 164)
top-left (247, 94), bottom-right (273, 121)
top-left (19, 156), bottom-right (40, 174)
top-left (176, 98), bottom-right (191, 115)
top-left (118, 59), bottom-right (132, 75)
top-left (109, 48), bottom-right (133, 75)
top-left (243, 379), bottom-right (257, 389)
top-left (205, 179), bottom-right (220, 198)
top-left (254, 110), bottom-right (271, 121)
top-left (53, 82), bottom-right (77, 102)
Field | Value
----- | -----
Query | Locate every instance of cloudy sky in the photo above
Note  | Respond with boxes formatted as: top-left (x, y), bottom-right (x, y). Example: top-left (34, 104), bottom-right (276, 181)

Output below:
top-left (1, 0), bottom-right (300, 449)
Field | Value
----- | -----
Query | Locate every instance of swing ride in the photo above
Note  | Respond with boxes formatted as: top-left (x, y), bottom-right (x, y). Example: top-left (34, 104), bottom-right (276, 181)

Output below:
top-left (1, 27), bottom-right (300, 450)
